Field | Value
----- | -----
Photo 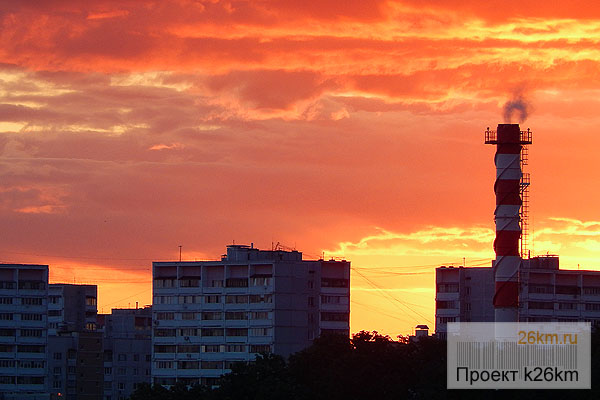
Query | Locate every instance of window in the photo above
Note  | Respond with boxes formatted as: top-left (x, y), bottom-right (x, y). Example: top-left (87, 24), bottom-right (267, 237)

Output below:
top-left (530, 284), bottom-right (553, 294)
top-left (250, 311), bottom-right (269, 320)
top-left (204, 295), bottom-right (220, 304)
top-left (0, 345), bottom-right (13, 352)
top-left (48, 310), bottom-right (62, 317)
top-left (54, 352), bottom-right (62, 360)
top-left (437, 284), bottom-right (459, 293)
top-left (249, 294), bottom-right (272, 303)
top-left (17, 345), bottom-right (45, 353)
top-left (49, 296), bottom-right (60, 304)
top-left (249, 327), bottom-right (271, 336)
top-left (529, 301), bottom-right (554, 310)
top-left (18, 280), bottom-right (45, 290)
top-left (0, 297), bottom-right (12, 304)
top-left (201, 361), bottom-right (223, 369)
top-left (118, 368), bottom-right (126, 375)
top-left (154, 345), bottom-right (176, 353)
top-left (85, 322), bottom-right (96, 331)
top-left (19, 360), bottom-right (44, 368)
top-left (585, 303), bottom-right (600, 311)
top-left (436, 301), bottom-right (459, 309)
top-left (178, 361), bottom-right (199, 369)
top-left (583, 287), bottom-right (600, 295)
top-left (321, 295), bottom-right (347, 305)
top-left (179, 295), bottom-right (200, 304)
top-left (156, 361), bottom-right (173, 369)
top-left (153, 296), bottom-right (177, 305)
top-left (104, 367), bottom-right (112, 375)
top-left (201, 328), bottom-right (224, 337)
top-left (226, 344), bottom-right (246, 352)
top-left (85, 297), bottom-right (97, 306)
top-left (154, 278), bottom-right (175, 288)
top-left (117, 354), bottom-right (127, 361)
top-left (225, 278), bottom-right (248, 288)
top-left (559, 302), bottom-right (577, 310)
top-left (53, 366), bottom-right (61, 374)
top-left (226, 328), bottom-right (247, 337)
top-left (225, 311), bottom-right (247, 320)
top-left (438, 316), bottom-right (457, 323)
top-left (210, 280), bottom-right (224, 288)
top-left (118, 382), bottom-right (125, 390)
top-left (308, 297), bottom-right (315, 307)
top-left (0, 281), bottom-right (15, 289)
top-left (181, 312), bottom-right (196, 320)
top-left (0, 360), bottom-right (15, 368)
top-left (21, 297), bottom-right (43, 305)
top-left (179, 328), bottom-right (198, 337)
top-left (202, 312), bottom-right (222, 320)
top-left (20, 329), bottom-right (43, 337)
top-left (225, 295), bottom-right (248, 304)
top-left (0, 329), bottom-right (15, 337)
top-left (177, 345), bottom-right (199, 353)
top-left (133, 354), bottom-right (139, 362)
top-left (21, 313), bottom-right (43, 320)
top-left (154, 329), bottom-right (176, 337)
top-left (321, 278), bottom-right (349, 288)
top-left (321, 312), bottom-right (349, 322)
top-left (156, 312), bottom-right (175, 320)
top-left (53, 380), bottom-right (62, 389)
top-left (180, 278), bottom-right (200, 288)
top-left (202, 345), bottom-right (222, 353)
top-left (249, 345), bottom-right (271, 354)
top-left (251, 276), bottom-right (271, 286)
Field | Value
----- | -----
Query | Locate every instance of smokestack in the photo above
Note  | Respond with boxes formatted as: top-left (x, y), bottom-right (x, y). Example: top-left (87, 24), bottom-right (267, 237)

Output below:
top-left (485, 124), bottom-right (532, 322)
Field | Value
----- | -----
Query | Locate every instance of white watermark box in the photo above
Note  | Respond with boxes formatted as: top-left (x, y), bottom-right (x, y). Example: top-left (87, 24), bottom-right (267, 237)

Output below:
top-left (447, 322), bottom-right (591, 389)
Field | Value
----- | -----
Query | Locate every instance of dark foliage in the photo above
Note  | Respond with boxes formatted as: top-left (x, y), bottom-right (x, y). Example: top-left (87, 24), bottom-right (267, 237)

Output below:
top-left (129, 329), bottom-right (600, 400)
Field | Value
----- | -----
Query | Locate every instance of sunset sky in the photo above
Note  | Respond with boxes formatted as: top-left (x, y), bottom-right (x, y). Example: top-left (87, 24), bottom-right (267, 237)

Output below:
top-left (3, 1), bottom-right (600, 337)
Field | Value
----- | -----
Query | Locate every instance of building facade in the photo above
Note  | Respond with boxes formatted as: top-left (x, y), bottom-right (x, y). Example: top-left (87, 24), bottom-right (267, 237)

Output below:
top-left (0, 263), bottom-right (49, 399)
top-left (434, 265), bottom-right (494, 338)
top-left (435, 256), bottom-right (600, 337)
top-left (48, 284), bottom-right (98, 335)
top-left (152, 244), bottom-right (350, 386)
top-left (47, 284), bottom-right (102, 400)
top-left (99, 307), bottom-right (152, 400)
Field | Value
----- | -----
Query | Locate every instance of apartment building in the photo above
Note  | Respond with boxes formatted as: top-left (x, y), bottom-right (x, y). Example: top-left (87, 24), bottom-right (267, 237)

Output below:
top-left (47, 284), bottom-right (102, 400)
top-left (0, 263), bottom-right (49, 399)
top-left (152, 244), bottom-right (350, 386)
top-left (99, 307), bottom-right (152, 400)
top-left (435, 256), bottom-right (600, 337)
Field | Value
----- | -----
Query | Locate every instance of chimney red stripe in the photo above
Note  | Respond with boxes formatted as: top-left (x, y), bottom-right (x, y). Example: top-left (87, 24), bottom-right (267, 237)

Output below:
top-left (493, 281), bottom-right (519, 307)
top-left (494, 179), bottom-right (521, 205)
top-left (493, 231), bottom-right (520, 256)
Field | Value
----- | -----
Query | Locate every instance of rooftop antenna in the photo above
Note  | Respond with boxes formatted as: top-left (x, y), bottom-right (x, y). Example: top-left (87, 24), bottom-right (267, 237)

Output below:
top-left (178, 245), bottom-right (182, 262)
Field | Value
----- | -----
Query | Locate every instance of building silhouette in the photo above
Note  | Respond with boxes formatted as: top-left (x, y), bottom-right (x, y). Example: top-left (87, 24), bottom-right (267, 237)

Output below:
top-left (435, 256), bottom-right (600, 337)
top-left (152, 244), bottom-right (350, 386)
top-left (98, 307), bottom-right (152, 400)
top-left (0, 263), bottom-right (49, 399)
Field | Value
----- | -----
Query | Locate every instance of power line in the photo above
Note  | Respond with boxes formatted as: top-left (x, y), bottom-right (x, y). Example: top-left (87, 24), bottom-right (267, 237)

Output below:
top-left (352, 269), bottom-right (434, 325)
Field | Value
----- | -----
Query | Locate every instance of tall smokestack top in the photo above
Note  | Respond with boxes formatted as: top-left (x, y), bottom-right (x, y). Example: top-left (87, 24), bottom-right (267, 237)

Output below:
top-left (497, 124), bottom-right (521, 144)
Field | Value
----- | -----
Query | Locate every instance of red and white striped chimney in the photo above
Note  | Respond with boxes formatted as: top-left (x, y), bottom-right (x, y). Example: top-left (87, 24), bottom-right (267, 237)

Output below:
top-left (485, 123), bottom-right (530, 322)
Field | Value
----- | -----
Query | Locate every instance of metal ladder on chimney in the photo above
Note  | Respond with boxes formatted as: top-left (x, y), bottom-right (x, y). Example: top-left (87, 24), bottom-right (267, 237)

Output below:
top-left (520, 145), bottom-right (530, 259)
